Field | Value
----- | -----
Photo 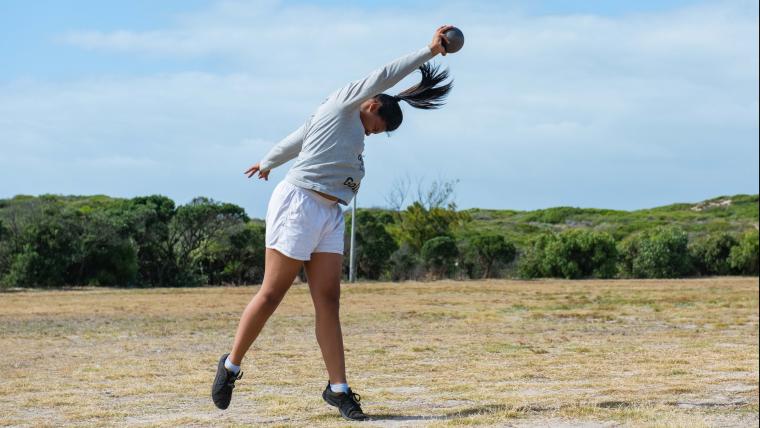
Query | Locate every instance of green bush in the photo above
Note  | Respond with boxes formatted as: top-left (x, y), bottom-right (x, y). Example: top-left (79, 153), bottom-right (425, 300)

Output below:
top-left (728, 230), bottom-right (759, 275)
top-left (129, 195), bottom-right (176, 287)
top-left (618, 227), bottom-right (691, 278)
top-left (522, 207), bottom-right (621, 224)
top-left (0, 194), bottom-right (249, 288)
top-left (421, 236), bottom-right (459, 279)
top-left (517, 234), bottom-right (550, 279)
top-left (523, 207), bottom-right (582, 224)
top-left (386, 243), bottom-right (421, 281)
top-left (689, 233), bottom-right (738, 275)
top-left (518, 229), bottom-right (618, 279)
top-left (168, 197), bottom-right (248, 286)
top-left (1, 209), bottom-right (83, 287)
top-left (345, 210), bottom-right (398, 280)
top-left (467, 233), bottom-right (516, 278)
top-left (388, 202), bottom-right (470, 253)
top-left (199, 222), bottom-right (266, 285)
top-left (0, 219), bottom-right (9, 287)
top-left (3, 192), bottom-right (757, 288)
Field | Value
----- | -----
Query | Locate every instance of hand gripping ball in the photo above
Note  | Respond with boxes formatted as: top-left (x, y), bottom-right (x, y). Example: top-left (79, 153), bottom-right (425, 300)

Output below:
top-left (443, 27), bottom-right (464, 53)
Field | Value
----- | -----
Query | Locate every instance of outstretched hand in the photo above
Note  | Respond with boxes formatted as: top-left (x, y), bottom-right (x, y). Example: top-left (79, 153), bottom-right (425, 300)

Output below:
top-left (429, 25), bottom-right (455, 56)
top-left (244, 163), bottom-right (270, 181)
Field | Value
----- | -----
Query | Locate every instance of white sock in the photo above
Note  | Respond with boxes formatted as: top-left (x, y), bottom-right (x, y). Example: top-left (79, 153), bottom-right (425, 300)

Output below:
top-left (330, 383), bottom-right (349, 394)
top-left (224, 356), bottom-right (240, 374)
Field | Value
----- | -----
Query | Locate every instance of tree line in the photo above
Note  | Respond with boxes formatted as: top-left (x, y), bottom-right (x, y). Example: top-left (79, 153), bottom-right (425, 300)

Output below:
top-left (1, 188), bottom-right (758, 289)
top-left (347, 203), bottom-right (759, 281)
top-left (0, 195), bottom-right (264, 288)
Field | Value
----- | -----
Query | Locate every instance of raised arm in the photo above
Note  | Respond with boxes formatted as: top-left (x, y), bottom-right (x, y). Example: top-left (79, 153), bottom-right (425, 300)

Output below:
top-left (334, 47), bottom-right (435, 110)
top-left (244, 122), bottom-right (307, 180)
top-left (333, 25), bottom-right (453, 109)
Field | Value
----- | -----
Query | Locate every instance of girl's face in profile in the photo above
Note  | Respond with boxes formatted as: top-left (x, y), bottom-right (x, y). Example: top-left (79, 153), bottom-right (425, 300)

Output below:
top-left (359, 100), bottom-right (387, 136)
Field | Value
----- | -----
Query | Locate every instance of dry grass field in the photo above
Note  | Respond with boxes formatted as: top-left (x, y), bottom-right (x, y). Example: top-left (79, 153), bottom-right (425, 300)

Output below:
top-left (1, 278), bottom-right (758, 427)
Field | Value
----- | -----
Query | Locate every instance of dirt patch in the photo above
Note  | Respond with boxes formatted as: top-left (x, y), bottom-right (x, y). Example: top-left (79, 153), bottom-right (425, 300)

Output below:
top-left (1, 278), bottom-right (757, 427)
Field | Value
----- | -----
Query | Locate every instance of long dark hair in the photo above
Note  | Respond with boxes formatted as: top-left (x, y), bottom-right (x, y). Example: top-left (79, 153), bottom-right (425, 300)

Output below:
top-left (376, 63), bottom-right (453, 132)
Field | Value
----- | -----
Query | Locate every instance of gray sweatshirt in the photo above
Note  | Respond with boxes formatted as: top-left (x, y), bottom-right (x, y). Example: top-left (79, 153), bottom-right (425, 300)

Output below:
top-left (258, 45), bottom-right (436, 205)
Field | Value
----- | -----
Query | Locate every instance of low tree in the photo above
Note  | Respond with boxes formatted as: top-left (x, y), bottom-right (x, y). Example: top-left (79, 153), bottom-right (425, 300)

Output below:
top-left (689, 233), bottom-right (738, 276)
top-left (386, 243), bottom-right (422, 281)
top-left (619, 227), bottom-right (691, 278)
top-left (199, 222), bottom-right (266, 285)
top-left (1, 202), bottom-right (83, 287)
top-left (347, 210), bottom-right (398, 280)
top-left (729, 230), bottom-right (759, 275)
top-left (386, 177), bottom-right (469, 253)
top-left (390, 202), bottom-right (469, 253)
top-left (168, 197), bottom-right (248, 286)
top-left (130, 195), bottom-right (177, 287)
top-left (0, 219), bottom-right (9, 285)
top-left (421, 236), bottom-right (459, 279)
top-left (519, 229), bottom-right (617, 279)
top-left (468, 233), bottom-right (516, 278)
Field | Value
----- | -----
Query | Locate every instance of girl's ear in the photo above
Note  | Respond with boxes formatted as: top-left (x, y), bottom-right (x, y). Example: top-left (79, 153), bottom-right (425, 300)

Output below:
top-left (370, 100), bottom-right (381, 113)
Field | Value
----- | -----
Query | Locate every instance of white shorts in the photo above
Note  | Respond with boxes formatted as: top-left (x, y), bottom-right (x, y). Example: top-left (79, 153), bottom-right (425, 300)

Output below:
top-left (265, 180), bottom-right (345, 261)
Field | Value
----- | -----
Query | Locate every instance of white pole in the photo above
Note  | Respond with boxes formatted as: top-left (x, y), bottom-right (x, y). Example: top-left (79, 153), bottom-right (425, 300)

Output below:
top-left (349, 194), bottom-right (357, 282)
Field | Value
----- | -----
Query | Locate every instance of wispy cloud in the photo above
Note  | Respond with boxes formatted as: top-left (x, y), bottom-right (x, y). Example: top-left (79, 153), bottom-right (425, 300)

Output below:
top-left (3, 0), bottom-right (757, 215)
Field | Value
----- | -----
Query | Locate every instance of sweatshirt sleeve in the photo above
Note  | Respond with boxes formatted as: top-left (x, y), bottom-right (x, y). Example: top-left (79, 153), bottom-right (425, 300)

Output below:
top-left (259, 123), bottom-right (307, 171)
top-left (333, 46), bottom-right (436, 109)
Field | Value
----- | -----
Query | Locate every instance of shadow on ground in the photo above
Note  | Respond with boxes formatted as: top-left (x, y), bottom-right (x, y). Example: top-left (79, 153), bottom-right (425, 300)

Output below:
top-left (369, 401), bottom-right (638, 422)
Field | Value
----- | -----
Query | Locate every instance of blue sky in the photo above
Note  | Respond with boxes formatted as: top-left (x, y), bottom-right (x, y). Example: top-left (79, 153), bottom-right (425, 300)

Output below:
top-left (1, 0), bottom-right (758, 218)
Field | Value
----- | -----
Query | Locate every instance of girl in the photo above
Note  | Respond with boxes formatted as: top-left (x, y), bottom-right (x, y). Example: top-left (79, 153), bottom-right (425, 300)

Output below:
top-left (212, 25), bottom-right (456, 421)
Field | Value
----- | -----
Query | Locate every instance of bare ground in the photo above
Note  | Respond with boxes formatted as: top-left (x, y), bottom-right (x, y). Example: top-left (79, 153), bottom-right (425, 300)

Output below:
top-left (0, 277), bottom-right (758, 427)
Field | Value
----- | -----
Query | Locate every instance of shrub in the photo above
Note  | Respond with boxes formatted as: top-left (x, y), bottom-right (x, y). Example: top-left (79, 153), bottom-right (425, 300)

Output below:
top-left (0, 219), bottom-right (9, 287)
top-left (524, 207), bottom-right (583, 224)
top-left (517, 234), bottom-right (552, 279)
top-left (618, 227), bottom-right (691, 278)
top-left (421, 236), bottom-right (459, 279)
top-left (1, 211), bottom-right (83, 287)
top-left (518, 229), bottom-right (618, 279)
top-left (386, 243), bottom-right (422, 281)
top-left (467, 233), bottom-right (517, 278)
top-left (168, 197), bottom-right (248, 286)
top-left (129, 195), bottom-right (176, 287)
top-left (689, 233), bottom-right (738, 276)
top-left (199, 222), bottom-right (266, 285)
top-left (347, 210), bottom-right (398, 280)
top-left (729, 230), bottom-right (759, 275)
top-left (388, 202), bottom-right (470, 253)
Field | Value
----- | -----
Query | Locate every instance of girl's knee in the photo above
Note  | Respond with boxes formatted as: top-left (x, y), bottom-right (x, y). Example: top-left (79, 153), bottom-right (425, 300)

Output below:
top-left (256, 290), bottom-right (286, 308)
top-left (313, 287), bottom-right (340, 303)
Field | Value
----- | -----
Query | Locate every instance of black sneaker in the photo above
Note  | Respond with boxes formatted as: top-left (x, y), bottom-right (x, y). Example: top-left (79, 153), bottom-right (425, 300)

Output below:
top-left (211, 353), bottom-right (243, 410)
top-left (322, 382), bottom-right (369, 421)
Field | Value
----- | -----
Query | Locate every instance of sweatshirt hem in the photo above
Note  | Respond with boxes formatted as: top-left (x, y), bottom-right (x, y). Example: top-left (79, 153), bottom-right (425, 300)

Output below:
top-left (284, 176), bottom-right (350, 206)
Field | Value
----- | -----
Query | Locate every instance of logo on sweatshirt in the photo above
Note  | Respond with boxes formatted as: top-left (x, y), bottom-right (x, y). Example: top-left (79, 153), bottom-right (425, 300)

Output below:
top-left (358, 154), bottom-right (365, 172)
top-left (343, 177), bottom-right (360, 193)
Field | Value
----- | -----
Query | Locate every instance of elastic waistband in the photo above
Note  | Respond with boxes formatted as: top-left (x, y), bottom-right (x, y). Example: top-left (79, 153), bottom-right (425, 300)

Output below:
top-left (306, 189), bottom-right (339, 206)
top-left (280, 181), bottom-right (338, 207)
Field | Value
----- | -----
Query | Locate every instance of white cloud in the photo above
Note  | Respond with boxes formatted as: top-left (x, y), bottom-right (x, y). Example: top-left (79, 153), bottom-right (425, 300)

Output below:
top-left (2, 0), bottom-right (758, 215)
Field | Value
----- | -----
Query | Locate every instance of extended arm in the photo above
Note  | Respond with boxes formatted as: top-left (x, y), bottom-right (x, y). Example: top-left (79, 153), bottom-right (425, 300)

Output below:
top-left (244, 123), bottom-right (307, 181)
top-left (259, 123), bottom-right (307, 171)
top-left (334, 46), bottom-right (436, 109)
top-left (333, 25), bottom-right (453, 109)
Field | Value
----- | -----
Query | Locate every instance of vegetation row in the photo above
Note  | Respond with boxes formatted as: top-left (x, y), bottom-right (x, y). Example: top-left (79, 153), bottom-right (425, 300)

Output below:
top-left (0, 192), bottom-right (757, 288)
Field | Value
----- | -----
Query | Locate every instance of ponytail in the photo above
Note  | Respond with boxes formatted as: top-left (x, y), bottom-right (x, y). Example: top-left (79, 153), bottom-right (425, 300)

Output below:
top-left (375, 63), bottom-right (453, 132)
top-left (396, 63), bottom-right (452, 110)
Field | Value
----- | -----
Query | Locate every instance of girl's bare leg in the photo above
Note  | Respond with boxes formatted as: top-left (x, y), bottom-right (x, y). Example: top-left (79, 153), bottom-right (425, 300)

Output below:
top-left (303, 252), bottom-right (346, 384)
top-left (228, 248), bottom-right (303, 365)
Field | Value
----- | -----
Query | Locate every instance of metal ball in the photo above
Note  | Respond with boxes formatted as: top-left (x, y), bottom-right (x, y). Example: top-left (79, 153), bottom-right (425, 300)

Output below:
top-left (443, 27), bottom-right (464, 53)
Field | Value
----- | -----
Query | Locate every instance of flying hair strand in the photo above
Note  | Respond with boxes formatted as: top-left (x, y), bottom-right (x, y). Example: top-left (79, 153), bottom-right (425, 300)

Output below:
top-left (394, 63), bottom-right (453, 110)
